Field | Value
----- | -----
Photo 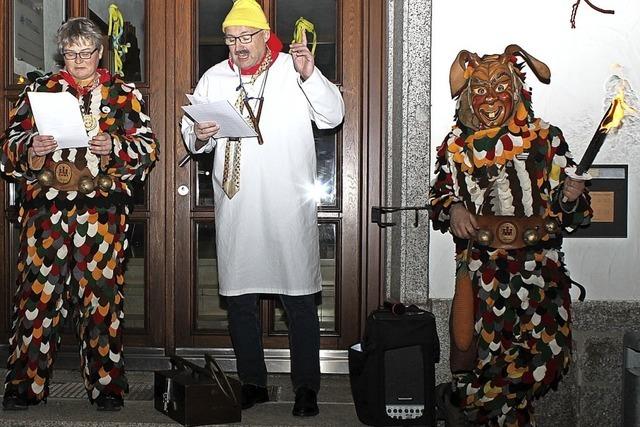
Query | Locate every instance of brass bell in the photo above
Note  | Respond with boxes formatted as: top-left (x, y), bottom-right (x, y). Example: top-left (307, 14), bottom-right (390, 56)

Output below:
top-left (544, 218), bottom-right (560, 234)
top-left (476, 229), bottom-right (493, 246)
top-left (96, 175), bottom-right (113, 191)
top-left (523, 228), bottom-right (540, 246)
top-left (78, 176), bottom-right (95, 194)
top-left (37, 170), bottom-right (54, 187)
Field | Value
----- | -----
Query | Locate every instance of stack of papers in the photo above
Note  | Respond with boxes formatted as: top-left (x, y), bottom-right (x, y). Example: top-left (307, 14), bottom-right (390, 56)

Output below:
top-left (182, 95), bottom-right (257, 139)
top-left (27, 92), bottom-right (90, 149)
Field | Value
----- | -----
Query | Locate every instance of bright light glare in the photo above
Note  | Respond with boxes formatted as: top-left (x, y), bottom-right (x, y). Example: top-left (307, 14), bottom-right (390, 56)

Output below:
top-left (306, 180), bottom-right (332, 203)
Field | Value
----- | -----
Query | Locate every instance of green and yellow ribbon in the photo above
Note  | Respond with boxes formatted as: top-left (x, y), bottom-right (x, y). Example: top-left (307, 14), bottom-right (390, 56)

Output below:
top-left (292, 17), bottom-right (316, 56)
top-left (108, 4), bottom-right (130, 76)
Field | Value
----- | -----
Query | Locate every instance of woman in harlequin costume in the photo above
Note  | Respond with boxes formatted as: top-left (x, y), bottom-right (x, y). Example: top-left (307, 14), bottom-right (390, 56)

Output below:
top-left (0, 18), bottom-right (157, 411)
top-left (430, 45), bottom-right (591, 426)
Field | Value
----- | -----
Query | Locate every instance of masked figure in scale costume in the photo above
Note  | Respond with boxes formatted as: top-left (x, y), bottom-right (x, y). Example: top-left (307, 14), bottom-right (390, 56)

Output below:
top-left (430, 45), bottom-right (592, 426)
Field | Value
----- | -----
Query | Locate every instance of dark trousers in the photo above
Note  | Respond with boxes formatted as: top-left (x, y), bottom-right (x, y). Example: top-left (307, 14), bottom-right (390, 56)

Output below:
top-left (227, 293), bottom-right (321, 393)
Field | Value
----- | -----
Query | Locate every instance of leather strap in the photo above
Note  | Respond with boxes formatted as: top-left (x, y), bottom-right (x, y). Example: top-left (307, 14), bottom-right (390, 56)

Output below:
top-left (474, 215), bottom-right (549, 250)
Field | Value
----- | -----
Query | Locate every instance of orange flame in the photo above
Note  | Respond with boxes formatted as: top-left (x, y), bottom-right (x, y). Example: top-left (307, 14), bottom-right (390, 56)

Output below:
top-left (601, 88), bottom-right (634, 132)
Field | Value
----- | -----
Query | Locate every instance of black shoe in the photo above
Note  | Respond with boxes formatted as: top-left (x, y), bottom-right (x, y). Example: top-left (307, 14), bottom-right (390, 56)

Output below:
top-left (292, 386), bottom-right (319, 417)
top-left (240, 384), bottom-right (269, 410)
top-left (435, 383), bottom-right (470, 427)
top-left (95, 393), bottom-right (124, 411)
top-left (2, 393), bottom-right (28, 411)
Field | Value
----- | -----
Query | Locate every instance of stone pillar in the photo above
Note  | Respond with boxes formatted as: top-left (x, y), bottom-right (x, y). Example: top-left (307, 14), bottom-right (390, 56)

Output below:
top-left (385, 0), bottom-right (433, 305)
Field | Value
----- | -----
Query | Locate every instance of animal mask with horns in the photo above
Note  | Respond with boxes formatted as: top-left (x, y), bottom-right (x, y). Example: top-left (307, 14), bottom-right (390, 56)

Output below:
top-left (449, 44), bottom-right (551, 131)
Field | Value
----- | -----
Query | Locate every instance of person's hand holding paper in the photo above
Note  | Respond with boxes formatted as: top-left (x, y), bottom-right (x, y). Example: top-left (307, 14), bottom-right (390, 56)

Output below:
top-left (88, 132), bottom-right (113, 156)
top-left (31, 135), bottom-right (58, 156)
top-left (195, 121), bottom-right (220, 141)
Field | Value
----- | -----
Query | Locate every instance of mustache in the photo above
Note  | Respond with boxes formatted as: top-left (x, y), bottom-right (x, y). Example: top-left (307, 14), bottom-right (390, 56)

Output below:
top-left (234, 49), bottom-right (250, 56)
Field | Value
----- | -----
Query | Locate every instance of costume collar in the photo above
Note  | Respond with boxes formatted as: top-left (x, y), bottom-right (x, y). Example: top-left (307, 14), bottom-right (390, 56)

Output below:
top-left (228, 32), bottom-right (283, 75)
top-left (447, 102), bottom-right (550, 172)
top-left (60, 68), bottom-right (111, 96)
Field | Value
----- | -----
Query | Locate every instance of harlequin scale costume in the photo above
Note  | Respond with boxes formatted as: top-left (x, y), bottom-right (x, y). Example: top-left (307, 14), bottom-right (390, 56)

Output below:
top-left (429, 45), bottom-right (592, 426)
top-left (0, 68), bottom-right (157, 407)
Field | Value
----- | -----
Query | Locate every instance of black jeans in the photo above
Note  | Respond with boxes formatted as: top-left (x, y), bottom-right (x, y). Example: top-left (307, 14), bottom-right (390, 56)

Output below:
top-left (227, 293), bottom-right (321, 393)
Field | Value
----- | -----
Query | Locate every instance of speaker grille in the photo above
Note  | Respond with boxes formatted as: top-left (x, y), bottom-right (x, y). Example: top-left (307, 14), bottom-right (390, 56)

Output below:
top-left (384, 344), bottom-right (424, 407)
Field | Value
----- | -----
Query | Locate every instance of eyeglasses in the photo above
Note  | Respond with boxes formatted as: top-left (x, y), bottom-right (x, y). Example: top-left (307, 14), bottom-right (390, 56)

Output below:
top-left (62, 48), bottom-right (98, 60)
top-left (223, 30), bottom-right (263, 46)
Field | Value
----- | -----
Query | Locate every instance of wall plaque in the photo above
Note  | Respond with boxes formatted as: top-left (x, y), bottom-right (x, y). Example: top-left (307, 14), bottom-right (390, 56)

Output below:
top-left (566, 164), bottom-right (627, 238)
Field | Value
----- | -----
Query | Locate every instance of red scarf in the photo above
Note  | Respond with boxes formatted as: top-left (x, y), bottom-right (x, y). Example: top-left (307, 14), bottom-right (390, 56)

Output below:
top-left (228, 32), bottom-right (283, 75)
top-left (60, 68), bottom-right (111, 96)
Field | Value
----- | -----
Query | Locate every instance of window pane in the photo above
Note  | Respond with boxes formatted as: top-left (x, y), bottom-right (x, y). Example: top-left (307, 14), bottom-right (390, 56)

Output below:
top-left (89, 0), bottom-right (146, 83)
top-left (12, 0), bottom-right (65, 84)
top-left (196, 152), bottom-right (215, 207)
top-left (275, 0), bottom-right (338, 81)
top-left (195, 222), bottom-right (227, 330)
top-left (273, 222), bottom-right (337, 333)
top-left (130, 181), bottom-right (147, 208)
top-left (314, 126), bottom-right (338, 207)
top-left (125, 221), bottom-right (146, 329)
top-left (197, 0), bottom-right (231, 80)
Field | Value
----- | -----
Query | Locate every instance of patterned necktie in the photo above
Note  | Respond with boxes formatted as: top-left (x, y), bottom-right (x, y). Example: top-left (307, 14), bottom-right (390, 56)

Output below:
top-left (221, 48), bottom-right (271, 199)
top-left (222, 138), bottom-right (241, 198)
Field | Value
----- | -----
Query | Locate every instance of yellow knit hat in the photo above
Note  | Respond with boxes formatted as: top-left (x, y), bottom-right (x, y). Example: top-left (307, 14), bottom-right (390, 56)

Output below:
top-left (222, 0), bottom-right (270, 32)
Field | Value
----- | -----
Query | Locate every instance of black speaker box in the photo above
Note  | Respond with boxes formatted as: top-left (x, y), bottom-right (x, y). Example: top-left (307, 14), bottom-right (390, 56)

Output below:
top-left (349, 306), bottom-right (439, 426)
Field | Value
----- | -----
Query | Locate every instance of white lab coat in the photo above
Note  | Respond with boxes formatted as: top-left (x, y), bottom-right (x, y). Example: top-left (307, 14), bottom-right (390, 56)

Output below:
top-left (181, 53), bottom-right (345, 296)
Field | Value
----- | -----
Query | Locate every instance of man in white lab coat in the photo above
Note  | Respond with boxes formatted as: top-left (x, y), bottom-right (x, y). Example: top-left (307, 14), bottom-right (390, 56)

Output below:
top-left (180, 0), bottom-right (344, 417)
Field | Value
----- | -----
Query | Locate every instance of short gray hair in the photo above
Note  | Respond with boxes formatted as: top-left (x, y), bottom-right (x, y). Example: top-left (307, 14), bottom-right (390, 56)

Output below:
top-left (56, 17), bottom-right (104, 52)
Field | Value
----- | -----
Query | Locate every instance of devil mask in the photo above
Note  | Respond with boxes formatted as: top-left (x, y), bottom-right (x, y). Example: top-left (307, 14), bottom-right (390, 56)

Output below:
top-left (449, 44), bottom-right (551, 131)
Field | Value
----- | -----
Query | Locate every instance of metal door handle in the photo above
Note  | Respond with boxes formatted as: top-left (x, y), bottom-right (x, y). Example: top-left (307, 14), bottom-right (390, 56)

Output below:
top-left (177, 185), bottom-right (190, 196)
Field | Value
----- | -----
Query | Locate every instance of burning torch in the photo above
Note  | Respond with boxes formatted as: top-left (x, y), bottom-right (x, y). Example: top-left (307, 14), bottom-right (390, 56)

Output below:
top-left (565, 88), bottom-right (633, 186)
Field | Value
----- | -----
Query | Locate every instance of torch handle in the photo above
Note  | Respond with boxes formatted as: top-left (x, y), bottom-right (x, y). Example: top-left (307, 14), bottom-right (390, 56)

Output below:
top-left (575, 130), bottom-right (607, 175)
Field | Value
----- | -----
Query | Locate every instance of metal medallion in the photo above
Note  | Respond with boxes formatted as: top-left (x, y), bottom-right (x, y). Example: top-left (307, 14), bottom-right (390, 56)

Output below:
top-left (54, 163), bottom-right (73, 185)
top-left (83, 114), bottom-right (98, 132)
top-left (497, 221), bottom-right (518, 244)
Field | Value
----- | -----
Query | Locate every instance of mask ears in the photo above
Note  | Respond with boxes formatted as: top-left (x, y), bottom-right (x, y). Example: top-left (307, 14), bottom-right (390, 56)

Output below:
top-left (503, 44), bottom-right (551, 84)
top-left (449, 50), bottom-right (480, 98)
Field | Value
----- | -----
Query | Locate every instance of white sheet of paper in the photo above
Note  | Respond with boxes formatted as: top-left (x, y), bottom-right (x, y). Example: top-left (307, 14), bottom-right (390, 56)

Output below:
top-left (185, 93), bottom-right (209, 105)
top-left (182, 99), bottom-right (258, 139)
top-left (27, 92), bottom-right (89, 149)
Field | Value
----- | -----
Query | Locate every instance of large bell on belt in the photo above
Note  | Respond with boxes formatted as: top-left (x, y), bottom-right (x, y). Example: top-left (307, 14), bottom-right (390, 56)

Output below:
top-left (78, 176), bottom-right (95, 194)
top-left (523, 228), bottom-right (540, 246)
top-left (544, 218), bottom-right (560, 234)
top-left (476, 229), bottom-right (493, 246)
top-left (96, 174), bottom-right (113, 191)
top-left (37, 170), bottom-right (54, 187)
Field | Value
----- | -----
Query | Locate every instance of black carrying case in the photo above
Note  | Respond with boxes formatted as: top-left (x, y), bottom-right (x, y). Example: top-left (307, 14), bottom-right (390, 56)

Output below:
top-left (154, 354), bottom-right (241, 426)
top-left (349, 305), bottom-right (440, 426)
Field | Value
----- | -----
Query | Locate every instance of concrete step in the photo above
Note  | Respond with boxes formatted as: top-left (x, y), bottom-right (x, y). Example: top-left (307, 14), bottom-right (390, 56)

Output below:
top-left (1, 371), bottom-right (363, 426)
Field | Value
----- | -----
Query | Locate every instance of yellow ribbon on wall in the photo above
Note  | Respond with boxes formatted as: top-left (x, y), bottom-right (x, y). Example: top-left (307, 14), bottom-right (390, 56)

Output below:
top-left (292, 17), bottom-right (316, 56)
top-left (108, 4), bottom-right (130, 76)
